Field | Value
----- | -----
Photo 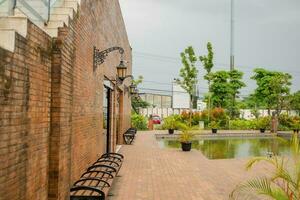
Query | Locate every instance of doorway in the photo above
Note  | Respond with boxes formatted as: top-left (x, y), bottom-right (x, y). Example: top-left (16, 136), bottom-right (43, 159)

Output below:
top-left (103, 86), bottom-right (111, 153)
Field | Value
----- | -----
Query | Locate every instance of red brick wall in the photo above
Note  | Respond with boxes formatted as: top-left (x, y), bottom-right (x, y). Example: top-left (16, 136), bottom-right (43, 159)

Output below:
top-left (49, 0), bottom-right (132, 199)
top-left (0, 0), bottom-right (131, 199)
top-left (49, 0), bottom-right (131, 199)
top-left (0, 21), bottom-right (52, 200)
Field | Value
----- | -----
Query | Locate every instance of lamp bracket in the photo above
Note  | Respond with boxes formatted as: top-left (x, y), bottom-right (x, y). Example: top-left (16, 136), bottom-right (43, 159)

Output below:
top-left (93, 46), bottom-right (125, 71)
top-left (119, 75), bottom-right (134, 82)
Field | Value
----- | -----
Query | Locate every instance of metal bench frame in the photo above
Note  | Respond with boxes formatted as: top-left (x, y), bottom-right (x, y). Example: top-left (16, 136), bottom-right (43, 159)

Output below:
top-left (70, 153), bottom-right (124, 200)
top-left (123, 128), bottom-right (137, 145)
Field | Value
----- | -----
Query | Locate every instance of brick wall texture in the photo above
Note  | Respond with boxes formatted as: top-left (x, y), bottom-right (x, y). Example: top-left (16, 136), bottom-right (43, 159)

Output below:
top-left (0, 0), bottom-right (132, 199)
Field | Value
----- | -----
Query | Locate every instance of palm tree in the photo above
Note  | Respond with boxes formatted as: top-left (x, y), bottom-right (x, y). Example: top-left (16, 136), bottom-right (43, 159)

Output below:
top-left (230, 133), bottom-right (300, 200)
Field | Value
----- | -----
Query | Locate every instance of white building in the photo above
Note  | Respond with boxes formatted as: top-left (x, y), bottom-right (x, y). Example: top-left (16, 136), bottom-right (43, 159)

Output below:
top-left (172, 83), bottom-right (190, 109)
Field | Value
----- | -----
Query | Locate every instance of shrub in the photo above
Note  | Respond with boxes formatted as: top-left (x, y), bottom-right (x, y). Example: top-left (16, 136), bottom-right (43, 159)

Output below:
top-left (162, 115), bottom-right (183, 130)
top-left (180, 110), bottom-right (190, 123)
top-left (278, 124), bottom-right (290, 131)
top-left (199, 110), bottom-right (209, 127)
top-left (180, 111), bottom-right (203, 126)
top-left (210, 108), bottom-right (229, 128)
top-left (208, 121), bottom-right (220, 129)
top-left (278, 113), bottom-right (294, 129)
top-left (256, 116), bottom-right (271, 129)
top-left (229, 119), bottom-right (257, 130)
top-left (178, 125), bottom-right (194, 143)
top-left (291, 116), bottom-right (300, 130)
top-left (131, 113), bottom-right (148, 130)
top-left (163, 115), bottom-right (177, 130)
top-left (191, 111), bottom-right (201, 126)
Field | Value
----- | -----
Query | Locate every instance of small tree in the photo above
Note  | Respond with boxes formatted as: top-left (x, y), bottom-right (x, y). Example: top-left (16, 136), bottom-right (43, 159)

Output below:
top-left (228, 70), bottom-right (246, 119)
top-left (210, 70), bottom-right (231, 108)
top-left (199, 42), bottom-right (214, 91)
top-left (131, 76), bottom-right (150, 113)
top-left (176, 46), bottom-right (198, 126)
top-left (291, 91), bottom-right (300, 116)
top-left (199, 42), bottom-right (214, 123)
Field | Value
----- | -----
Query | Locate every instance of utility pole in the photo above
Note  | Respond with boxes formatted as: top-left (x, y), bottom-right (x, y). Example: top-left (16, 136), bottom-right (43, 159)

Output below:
top-left (230, 0), bottom-right (235, 71)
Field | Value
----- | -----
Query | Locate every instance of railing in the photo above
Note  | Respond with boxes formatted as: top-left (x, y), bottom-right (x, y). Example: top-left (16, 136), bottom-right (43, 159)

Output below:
top-left (0, 0), bottom-right (61, 23)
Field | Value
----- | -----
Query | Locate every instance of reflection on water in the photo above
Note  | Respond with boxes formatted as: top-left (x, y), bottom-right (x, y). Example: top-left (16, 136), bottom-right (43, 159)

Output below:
top-left (158, 137), bottom-right (292, 159)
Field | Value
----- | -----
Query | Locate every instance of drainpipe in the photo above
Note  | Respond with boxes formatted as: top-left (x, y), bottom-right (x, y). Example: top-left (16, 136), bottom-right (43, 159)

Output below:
top-left (46, 0), bottom-right (50, 25)
top-left (11, 0), bottom-right (17, 15)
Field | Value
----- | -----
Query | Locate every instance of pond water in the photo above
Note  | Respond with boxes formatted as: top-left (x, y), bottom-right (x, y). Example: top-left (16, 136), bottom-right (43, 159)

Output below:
top-left (157, 137), bottom-right (293, 159)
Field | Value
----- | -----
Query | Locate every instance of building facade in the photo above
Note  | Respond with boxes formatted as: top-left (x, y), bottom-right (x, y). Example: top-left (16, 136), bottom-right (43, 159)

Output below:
top-left (0, 0), bottom-right (131, 199)
top-left (140, 93), bottom-right (172, 108)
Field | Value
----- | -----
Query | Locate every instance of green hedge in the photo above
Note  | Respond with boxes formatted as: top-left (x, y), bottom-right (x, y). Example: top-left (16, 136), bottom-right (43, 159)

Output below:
top-left (229, 119), bottom-right (258, 130)
top-left (131, 113), bottom-right (148, 130)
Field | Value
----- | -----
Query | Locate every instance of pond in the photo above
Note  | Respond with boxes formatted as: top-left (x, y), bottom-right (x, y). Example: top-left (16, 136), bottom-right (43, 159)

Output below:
top-left (157, 137), bottom-right (293, 159)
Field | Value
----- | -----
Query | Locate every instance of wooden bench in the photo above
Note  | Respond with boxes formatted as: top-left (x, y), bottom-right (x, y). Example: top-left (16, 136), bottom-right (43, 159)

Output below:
top-left (123, 128), bottom-right (137, 145)
top-left (70, 153), bottom-right (124, 200)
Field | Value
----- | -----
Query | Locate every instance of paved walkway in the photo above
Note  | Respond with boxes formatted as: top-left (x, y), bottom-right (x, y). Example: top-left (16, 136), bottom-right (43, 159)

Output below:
top-left (109, 131), bottom-right (268, 200)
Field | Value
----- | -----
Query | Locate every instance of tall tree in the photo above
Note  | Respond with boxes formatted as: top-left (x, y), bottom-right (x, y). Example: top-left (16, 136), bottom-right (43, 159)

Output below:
top-left (176, 46), bottom-right (198, 125)
top-left (251, 68), bottom-right (292, 116)
top-left (199, 42), bottom-right (214, 91)
top-left (210, 71), bottom-right (231, 108)
top-left (228, 70), bottom-right (246, 118)
top-left (291, 91), bottom-right (300, 116)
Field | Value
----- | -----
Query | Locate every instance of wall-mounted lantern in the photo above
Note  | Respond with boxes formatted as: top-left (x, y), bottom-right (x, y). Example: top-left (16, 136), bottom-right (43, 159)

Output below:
top-left (129, 83), bottom-right (137, 95)
top-left (116, 60), bottom-right (127, 81)
top-left (93, 46), bottom-right (129, 82)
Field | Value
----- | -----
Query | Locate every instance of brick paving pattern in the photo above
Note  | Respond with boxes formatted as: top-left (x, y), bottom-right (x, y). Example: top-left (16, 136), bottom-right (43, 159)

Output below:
top-left (109, 131), bottom-right (268, 200)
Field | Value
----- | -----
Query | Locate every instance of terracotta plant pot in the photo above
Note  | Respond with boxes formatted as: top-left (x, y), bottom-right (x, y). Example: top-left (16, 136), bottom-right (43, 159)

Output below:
top-left (212, 128), bottom-right (218, 134)
top-left (181, 142), bottom-right (192, 151)
top-left (168, 129), bottom-right (174, 134)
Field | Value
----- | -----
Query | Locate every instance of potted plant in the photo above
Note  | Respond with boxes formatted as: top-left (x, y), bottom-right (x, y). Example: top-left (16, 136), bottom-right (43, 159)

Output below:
top-left (257, 117), bottom-right (270, 133)
top-left (209, 121), bottom-right (219, 134)
top-left (163, 116), bottom-right (177, 134)
top-left (292, 119), bottom-right (300, 133)
top-left (178, 126), bottom-right (194, 151)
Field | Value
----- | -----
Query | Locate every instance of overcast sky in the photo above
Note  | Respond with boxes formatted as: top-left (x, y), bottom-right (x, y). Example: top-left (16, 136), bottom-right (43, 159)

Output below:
top-left (119, 0), bottom-right (300, 97)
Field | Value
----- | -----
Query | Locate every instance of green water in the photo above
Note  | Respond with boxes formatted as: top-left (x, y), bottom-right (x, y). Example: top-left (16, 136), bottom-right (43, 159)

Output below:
top-left (158, 137), bottom-right (293, 159)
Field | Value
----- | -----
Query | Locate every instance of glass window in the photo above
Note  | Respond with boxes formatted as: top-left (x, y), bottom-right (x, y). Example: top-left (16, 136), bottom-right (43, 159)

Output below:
top-left (161, 96), bottom-right (172, 108)
top-left (153, 95), bottom-right (162, 108)
top-left (146, 94), bottom-right (154, 105)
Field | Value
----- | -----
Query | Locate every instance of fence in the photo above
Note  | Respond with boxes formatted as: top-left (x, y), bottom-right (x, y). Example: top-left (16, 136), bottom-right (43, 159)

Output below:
top-left (140, 108), bottom-right (298, 120)
top-left (140, 107), bottom-right (197, 119)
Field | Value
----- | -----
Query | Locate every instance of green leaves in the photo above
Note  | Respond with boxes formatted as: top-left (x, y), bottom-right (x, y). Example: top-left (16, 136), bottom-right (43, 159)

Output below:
top-left (200, 42), bottom-right (214, 78)
top-left (251, 68), bottom-right (292, 115)
top-left (230, 134), bottom-right (300, 200)
top-left (131, 75), bottom-right (150, 113)
top-left (291, 91), bottom-right (300, 115)
top-left (131, 113), bottom-right (148, 130)
top-left (209, 70), bottom-right (246, 112)
top-left (176, 46), bottom-right (198, 104)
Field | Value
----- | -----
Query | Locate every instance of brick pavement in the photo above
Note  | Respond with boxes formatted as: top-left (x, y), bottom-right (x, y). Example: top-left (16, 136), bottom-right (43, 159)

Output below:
top-left (109, 131), bottom-right (268, 200)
